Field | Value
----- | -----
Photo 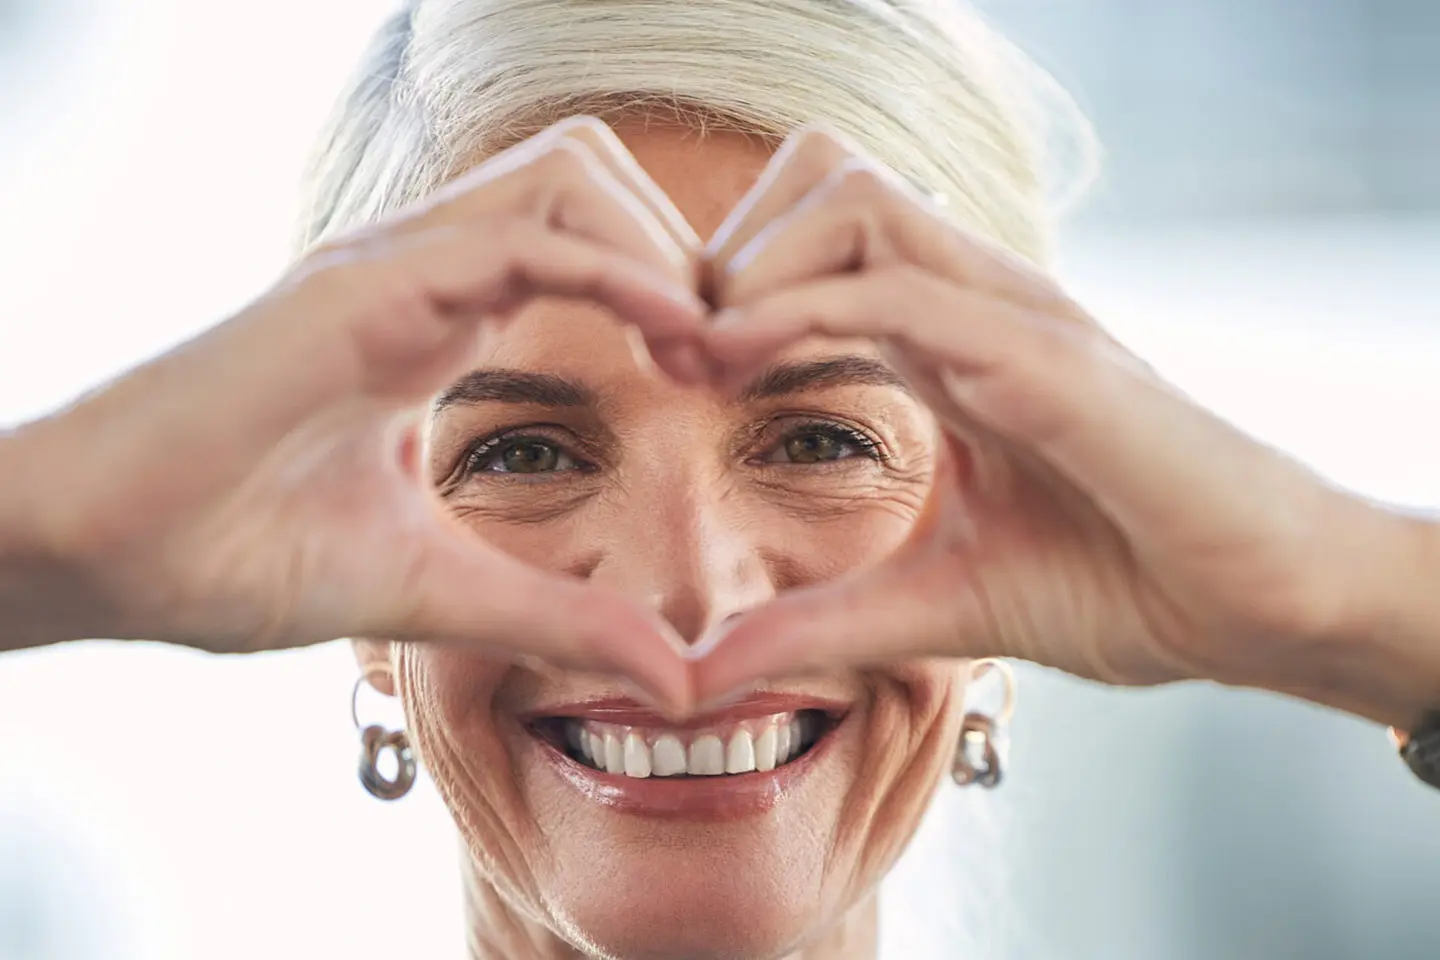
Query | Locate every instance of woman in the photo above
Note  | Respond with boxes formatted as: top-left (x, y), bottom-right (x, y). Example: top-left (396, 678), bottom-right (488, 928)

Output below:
top-left (3, 1), bottom-right (1439, 957)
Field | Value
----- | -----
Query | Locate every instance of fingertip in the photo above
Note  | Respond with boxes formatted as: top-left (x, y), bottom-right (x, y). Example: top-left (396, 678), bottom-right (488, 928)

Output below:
top-left (595, 605), bottom-right (696, 715)
top-left (690, 666), bottom-right (756, 718)
top-left (650, 339), bottom-right (726, 387)
top-left (685, 619), bottom-right (778, 711)
top-left (615, 671), bottom-right (695, 722)
top-left (700, 318), bottom-right (783, 374)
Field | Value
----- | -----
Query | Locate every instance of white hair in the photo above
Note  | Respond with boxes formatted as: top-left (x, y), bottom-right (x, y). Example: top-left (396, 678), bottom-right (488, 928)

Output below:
top-left (296, 0), bottom-right (1095, 263)
top-left (302, 1), bottom-right (1094, 954)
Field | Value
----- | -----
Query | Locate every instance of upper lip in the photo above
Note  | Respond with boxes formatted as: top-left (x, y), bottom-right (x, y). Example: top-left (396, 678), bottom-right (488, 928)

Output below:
top-left (520, 693), bottom-right (850, 729)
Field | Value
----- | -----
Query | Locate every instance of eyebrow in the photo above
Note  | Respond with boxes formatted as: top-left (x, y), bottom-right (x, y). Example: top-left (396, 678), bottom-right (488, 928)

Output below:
top-left (433, 369), bottom-right (595, 412)
top-left (432, 355), bottom-right (909, 414)
top-left (737, 355), bottom-right (912, 402)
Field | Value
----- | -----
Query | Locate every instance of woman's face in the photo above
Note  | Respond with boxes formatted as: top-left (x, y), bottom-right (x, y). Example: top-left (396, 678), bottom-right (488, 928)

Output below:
top-left (365, 122), bottom-right (968, 959)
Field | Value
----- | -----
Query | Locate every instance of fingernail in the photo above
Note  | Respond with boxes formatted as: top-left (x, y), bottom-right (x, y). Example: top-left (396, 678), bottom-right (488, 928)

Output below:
top-left (686, 618), bottom-right (738, 660)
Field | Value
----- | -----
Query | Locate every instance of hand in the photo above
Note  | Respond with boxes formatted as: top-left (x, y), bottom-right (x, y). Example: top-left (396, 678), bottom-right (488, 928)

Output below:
top-left (6, 117), bottom-right (709, 709)
top-left (684, 126), bottom-right (1413, 721)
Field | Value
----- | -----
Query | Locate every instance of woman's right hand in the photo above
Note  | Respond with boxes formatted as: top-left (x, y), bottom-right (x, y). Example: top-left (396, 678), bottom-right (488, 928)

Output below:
top-left (0, 117), bottom-right (704, 709)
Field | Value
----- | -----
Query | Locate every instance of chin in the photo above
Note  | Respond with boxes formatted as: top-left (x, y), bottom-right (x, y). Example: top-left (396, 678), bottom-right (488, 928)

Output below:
top-left (552, 863), bottom-right (826, 960)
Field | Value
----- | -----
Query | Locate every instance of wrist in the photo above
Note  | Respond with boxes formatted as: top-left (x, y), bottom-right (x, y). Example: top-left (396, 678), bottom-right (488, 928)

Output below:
top-left (1353, 508), bottom-right (1440, 729)
top-left (0, 425), bottom-right (108, 650)
top-left (1280, 503), bottom-right (1440, 730)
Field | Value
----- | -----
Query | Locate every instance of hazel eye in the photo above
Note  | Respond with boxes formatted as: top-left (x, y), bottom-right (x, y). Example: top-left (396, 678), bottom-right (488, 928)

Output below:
top-left (762, 424), bottom-right (880, 465)
top-left (465, 436), bottom-right (582, 475)
top-left (784, 431), bottom-right (845, 464)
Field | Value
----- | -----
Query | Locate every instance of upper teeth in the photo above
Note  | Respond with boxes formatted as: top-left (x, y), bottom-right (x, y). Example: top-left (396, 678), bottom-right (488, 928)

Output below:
top-left (564, 713), bottom-right (816, 778)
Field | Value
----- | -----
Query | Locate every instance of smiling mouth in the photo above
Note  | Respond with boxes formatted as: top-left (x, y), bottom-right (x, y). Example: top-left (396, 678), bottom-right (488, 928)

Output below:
top-left (531, 709), bottom-right (834, 779)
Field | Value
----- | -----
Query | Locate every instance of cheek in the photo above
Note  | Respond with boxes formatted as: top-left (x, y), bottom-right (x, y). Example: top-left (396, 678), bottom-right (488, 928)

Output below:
top-left (394, 645), bottom-right (549, 901)
top-left (785, 500), bottom-right (921, 577)
top-left (838, 661), bottom-right (967, 888)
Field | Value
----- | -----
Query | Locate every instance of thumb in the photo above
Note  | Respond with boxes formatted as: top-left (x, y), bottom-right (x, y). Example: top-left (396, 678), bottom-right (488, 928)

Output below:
top-left (688, 444), bottom-right (1001, 707)
top-left (380, 517), bottom-right (694, 713)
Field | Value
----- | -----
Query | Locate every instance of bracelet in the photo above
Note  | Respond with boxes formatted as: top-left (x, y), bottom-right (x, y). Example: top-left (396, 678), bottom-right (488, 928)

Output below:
top-left (1391, 712), bottom-right (1440, 790)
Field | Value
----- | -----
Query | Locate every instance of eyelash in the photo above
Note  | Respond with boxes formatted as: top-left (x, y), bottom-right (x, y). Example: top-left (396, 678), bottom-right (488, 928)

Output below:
top-left (749, 419), bottom-right (884, 466)
top-left (459, 426), bottom-right (594, 478)
top-left (455, 420), bottom-right (884, 479)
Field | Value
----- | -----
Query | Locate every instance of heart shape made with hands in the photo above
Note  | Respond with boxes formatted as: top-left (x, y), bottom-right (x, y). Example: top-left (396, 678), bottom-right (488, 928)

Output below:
top-left (39, 117), bottom-right (1347, 725)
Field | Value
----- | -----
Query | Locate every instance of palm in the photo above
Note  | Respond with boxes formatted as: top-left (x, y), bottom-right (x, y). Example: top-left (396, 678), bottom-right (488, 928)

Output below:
top-left (164, 416), bottom-right (441, 652)
top-left (892, 427), bottom-right (1191, 685)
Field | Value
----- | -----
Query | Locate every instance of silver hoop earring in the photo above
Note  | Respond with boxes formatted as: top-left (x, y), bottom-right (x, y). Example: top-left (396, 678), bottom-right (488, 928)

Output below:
top-left (352, 671), bottom-right (416, 801)
top-left (952, 658), bottom-right (1017, 789)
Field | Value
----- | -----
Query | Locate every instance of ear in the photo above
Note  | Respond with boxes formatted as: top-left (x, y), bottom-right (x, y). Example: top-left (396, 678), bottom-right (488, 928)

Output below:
top-left (351, 638), bottom-right (397, 696)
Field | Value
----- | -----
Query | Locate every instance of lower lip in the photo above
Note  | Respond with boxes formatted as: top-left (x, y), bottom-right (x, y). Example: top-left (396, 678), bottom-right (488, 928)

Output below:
top-left (532, 719), bottom-right (841, 822)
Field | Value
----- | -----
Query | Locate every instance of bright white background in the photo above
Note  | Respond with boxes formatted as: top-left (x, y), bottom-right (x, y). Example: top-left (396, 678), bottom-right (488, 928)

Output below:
top-left (2, 2), bottom-right (1438, 959)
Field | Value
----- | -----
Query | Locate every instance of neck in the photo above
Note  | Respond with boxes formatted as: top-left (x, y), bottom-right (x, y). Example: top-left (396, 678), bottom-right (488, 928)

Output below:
top-left (462, 855), bottom-right (879, 960)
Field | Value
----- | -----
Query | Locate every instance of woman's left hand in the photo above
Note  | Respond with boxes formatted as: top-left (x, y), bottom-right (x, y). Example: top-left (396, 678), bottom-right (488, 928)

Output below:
top-left (677, 126), bottom-right (1435, 728)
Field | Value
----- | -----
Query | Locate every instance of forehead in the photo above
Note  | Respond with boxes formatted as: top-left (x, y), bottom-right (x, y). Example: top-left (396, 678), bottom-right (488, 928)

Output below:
top-left (609, 119), bottom-right (775, 241)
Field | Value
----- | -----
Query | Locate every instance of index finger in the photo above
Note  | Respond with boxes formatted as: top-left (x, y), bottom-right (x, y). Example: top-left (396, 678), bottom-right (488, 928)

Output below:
top-left (415, 116), bottom-right (702, 278)
top-left (704, 123), bottom-right (854, 268)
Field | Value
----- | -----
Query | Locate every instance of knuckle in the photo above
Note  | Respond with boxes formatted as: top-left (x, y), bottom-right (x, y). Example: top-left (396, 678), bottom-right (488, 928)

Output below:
top-left (530, 136), bottom-right (596, 184)
top-left (832, 161), bottom-right (894, 206)
top-left (781, 123), bottom-right (861, 185)
top-left (789, 123), bottom-right (856, 162)
top-left (550, 114), bottom-right (625, 156)
top-left (547, 113), bottom-right (614, 141)
top-left (291, 243), bottom-right (423, 327)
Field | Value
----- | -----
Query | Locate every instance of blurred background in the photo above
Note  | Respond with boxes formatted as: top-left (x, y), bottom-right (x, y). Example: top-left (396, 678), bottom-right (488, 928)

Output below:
top-left (1, 1), bottom-right (1437, 958)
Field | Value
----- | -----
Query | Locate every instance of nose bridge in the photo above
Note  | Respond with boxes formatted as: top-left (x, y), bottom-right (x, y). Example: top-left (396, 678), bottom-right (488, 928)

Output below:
top-left (590, 465), bottom-right (771, 645)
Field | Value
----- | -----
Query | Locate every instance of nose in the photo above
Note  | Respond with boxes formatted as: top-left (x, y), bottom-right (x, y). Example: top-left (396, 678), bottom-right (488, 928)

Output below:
top-left (581, 480), bottom-right (775, 647)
